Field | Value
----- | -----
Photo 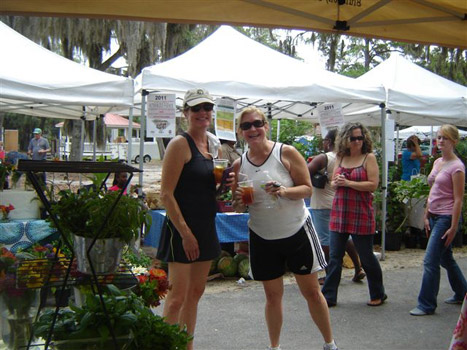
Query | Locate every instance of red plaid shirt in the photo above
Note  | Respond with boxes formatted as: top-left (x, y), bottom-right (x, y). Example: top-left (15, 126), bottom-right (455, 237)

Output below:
top-left (330, 164), bottom-right (375, 235)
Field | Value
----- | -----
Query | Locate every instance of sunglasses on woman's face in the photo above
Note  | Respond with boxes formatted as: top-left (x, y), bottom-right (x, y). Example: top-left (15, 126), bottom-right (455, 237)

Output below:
top-left (350, 136), bottom-right (364, 142)
top-left (190, 103), bottom-right (214, 112)
top-left (239, 120), bottom-right (265, 131)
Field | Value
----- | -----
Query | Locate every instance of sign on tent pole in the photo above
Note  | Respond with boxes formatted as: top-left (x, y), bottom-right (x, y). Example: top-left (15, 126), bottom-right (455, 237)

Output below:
top-left (214, 98), bottom-right (236, 142)
top-left (317, 103), bottom-right (344, 137)
top-left (146, 93), bottom-right (176, 138)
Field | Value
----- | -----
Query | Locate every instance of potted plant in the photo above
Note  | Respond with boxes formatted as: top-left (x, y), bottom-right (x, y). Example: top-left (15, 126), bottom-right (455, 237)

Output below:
top-left (34, 285), bottom-right (191, 350)
top-left (389, 177), bottom-right (429, 250)
top-left (49, 189), bottom-right (151, 274)
top-left (0, 247), bottom-right (43, 350)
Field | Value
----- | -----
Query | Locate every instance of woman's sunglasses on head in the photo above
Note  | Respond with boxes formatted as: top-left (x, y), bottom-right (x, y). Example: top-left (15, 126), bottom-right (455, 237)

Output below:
top-left (190, 103), bottom-right (214, 112)
top-left (239, 120), bottom-right (265, 131)
top-left (350, 136), bottom-right (364, 142)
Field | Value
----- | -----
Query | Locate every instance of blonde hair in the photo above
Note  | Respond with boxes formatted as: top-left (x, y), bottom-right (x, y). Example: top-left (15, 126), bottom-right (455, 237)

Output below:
top-left (236, 107), bottom-right (267, 133)
top-left (438, 124), bottom-right (460, 145)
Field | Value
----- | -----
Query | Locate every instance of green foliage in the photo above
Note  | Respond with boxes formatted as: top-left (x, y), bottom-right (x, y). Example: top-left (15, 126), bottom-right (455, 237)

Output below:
top-left (49, 189), bottom-right (151, 244)
top-left (122, 248), bottom-right (152, 268)
top-left (34, 286), bottom-right (191, 350)
top-left (390, 177), bottom-right (430, 233)
top-left (273, 119), bottom-right (313, 145)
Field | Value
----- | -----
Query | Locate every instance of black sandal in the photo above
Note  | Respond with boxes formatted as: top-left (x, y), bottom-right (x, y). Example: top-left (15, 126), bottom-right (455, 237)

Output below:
top-left (352, 269), bottom-right (366, 282)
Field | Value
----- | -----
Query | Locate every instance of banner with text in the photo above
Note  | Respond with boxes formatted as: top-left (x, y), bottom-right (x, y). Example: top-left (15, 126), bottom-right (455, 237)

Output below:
top-left (147, 93), bottom-right (176, 138)
top-left (215, 98), bottom-right (237, 141)
top-left (317, 103), bottom-right (344, 137)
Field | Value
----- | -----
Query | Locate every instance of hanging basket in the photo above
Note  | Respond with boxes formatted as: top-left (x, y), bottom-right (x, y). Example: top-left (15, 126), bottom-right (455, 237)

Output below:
top-left (73, 235), bottom-right (125, 275)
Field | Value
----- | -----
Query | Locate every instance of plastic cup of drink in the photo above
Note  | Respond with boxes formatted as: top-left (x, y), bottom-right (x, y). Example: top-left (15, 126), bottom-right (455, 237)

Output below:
top-left (213, 159), bottom-right (229, 184)
top-left (238, 180), bottom-right (254, 205)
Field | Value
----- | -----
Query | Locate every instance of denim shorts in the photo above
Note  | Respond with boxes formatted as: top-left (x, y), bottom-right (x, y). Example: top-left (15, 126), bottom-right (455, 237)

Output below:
top-left (311, 209), bottom-right (331, 246)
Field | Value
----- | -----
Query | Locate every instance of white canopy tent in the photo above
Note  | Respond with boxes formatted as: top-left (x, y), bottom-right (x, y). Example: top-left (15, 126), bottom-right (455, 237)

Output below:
top-left (0, 22), bottom-right (134, 120)
top-left (343, 54), bottom-right (467, 127)
top-left (139, 26), bottom-right (386, 118)
top-left (396, 125), bottom-right (467, 140)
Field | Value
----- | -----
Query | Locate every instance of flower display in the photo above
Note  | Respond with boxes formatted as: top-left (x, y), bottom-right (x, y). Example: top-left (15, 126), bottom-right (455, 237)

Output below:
top-left (134, 268), bottom-right (170, 308)
top-left (0, 203), bottom-right (14, 221)
top-left (0, 247), bottom-right (39, 319)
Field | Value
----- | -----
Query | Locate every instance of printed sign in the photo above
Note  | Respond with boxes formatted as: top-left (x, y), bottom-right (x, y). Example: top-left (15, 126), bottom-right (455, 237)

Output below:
top-left (146, 93), bottom-right (176, 138)
top-left (215, 98), bottom-right (236, 141)
top-left (317, 103), bottom-right (344, 137)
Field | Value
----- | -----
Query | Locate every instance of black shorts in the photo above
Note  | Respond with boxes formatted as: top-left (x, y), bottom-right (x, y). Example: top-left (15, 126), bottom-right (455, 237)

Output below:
top-left (156, 218), bottom-right (221, 263)
top-left (249, 216), bottom-right (326, 281)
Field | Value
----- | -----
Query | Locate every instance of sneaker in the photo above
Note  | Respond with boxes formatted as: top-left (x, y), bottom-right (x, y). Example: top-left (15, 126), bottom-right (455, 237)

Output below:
top-left (409, 307), bottom-right (433, 316)
top-left (444, 297), bottom-right (463, 305)
top-left (323, 341), bottom-right (339, 350)
top-left (266, 346), bottom-right (281, 350)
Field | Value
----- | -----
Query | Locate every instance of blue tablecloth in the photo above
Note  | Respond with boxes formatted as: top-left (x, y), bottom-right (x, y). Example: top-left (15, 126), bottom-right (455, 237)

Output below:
top-left (145, 208), bottom-right (312, 248)
top-left (0, 220), bottom-right (56, 252)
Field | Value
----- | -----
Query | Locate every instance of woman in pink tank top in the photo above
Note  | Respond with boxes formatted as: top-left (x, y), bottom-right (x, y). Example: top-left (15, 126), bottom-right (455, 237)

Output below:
top-left (410, 124), bottom-right (466, 317)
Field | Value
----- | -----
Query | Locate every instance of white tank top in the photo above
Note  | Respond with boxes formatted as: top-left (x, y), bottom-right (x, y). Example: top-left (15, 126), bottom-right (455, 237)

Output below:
top-left (310, 151), bottom-right (336, 210)
top-left (239, 142), bottom-right (308, 240)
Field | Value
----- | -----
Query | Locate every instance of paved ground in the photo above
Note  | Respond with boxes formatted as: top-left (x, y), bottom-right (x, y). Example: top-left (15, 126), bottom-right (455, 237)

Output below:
top-left (156, 256), bottom-right (466, 350)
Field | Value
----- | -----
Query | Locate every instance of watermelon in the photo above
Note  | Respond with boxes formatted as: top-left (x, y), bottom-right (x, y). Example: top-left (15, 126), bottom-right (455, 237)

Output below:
top-left (209, 259), bottom-right (218, 275)
top-left (238, 258), bottom-right (250, 279)
top-left (209, 250), bottom-right (230, 276)
top-left (233, 253), bottom-right (248, 264)
top-left (219, 250), bottom-right (232, 259)
top-left (217, 256), bottom-right (238, 277)
top-left (210, 250), bottom-right (232, 275)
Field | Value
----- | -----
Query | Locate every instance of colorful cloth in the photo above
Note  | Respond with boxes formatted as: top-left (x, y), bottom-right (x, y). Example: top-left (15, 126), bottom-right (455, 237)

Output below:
top-left (330, 160), bottom-right (375, 235)
top-left (0, 220), bottom-right (56, 252)
top-left (449, 294), bottom-right (467, 350)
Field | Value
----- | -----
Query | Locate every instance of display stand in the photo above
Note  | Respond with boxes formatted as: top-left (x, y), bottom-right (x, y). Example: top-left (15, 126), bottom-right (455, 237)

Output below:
top-left (16, 160), bottom-right (142, 350)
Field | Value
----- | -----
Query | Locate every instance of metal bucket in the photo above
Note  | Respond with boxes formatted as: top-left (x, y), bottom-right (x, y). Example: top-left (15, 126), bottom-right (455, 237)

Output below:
top-left (73, 235), bottom-right (124, 275)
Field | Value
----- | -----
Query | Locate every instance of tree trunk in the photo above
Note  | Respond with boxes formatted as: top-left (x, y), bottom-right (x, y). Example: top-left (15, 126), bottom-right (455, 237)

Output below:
top-left (69, 120), bottom-right (83, 161)
top-left (326, 34), bottom-right (339, 72)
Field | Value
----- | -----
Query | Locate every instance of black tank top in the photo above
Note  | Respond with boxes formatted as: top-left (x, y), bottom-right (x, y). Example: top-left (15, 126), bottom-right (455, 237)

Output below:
top-left (174, 132), bottom-right (217, 220)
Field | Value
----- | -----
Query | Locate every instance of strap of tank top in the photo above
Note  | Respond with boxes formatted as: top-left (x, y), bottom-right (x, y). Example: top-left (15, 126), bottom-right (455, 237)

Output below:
top-left (361, 153), bottom-right (369, 167)
top-left (338, 155), bottom-right (344, 167)
top-left (182, 132), bottom-right (198, 156)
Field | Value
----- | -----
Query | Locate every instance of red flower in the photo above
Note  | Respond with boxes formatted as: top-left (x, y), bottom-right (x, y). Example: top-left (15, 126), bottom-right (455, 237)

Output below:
top-left (135, 268), bottom-right (170, 308)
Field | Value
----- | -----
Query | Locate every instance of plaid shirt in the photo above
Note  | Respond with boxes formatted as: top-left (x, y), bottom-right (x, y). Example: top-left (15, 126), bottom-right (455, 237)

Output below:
top-left (330, 164), bottom-right (375, 235)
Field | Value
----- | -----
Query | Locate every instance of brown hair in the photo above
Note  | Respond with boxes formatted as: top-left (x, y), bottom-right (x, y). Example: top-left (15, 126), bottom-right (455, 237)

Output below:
top-left (335, 122), bottom-right (373, 157)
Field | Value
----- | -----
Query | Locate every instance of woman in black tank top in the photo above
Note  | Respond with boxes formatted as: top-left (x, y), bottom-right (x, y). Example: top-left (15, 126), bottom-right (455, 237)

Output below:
top-left (156, 88), bottom-right (222, 350)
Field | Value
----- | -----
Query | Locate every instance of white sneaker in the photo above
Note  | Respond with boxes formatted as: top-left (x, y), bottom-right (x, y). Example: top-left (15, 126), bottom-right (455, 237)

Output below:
top-left (323, 341), bottom-right (339, 350)
top-left (266, 346), bottom-right (281, 350)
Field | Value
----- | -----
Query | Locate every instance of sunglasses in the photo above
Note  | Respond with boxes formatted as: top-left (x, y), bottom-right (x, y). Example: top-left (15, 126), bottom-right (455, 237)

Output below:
top-left (350, 136), bottom-right (364, 142)
top-left (239, 120), bottom-right (265, 131)
top-left (190, 103), bottom-right (214, 112)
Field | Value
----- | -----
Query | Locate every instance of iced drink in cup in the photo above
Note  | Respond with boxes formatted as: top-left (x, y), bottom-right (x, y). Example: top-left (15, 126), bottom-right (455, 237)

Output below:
top-left (213, 159), bottom-right (229, 184)
top-left (238, 180), bottom-right (254, 205)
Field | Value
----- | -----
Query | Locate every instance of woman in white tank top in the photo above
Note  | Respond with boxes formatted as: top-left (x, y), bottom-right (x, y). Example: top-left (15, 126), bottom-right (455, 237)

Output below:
top-left (231, 107), bottom-right (339, 350)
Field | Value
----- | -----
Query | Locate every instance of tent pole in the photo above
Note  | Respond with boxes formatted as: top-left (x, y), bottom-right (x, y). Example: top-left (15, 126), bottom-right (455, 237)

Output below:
top-left (395, 123), bottom-right (400, 165)
top-left (128, 108), bottom-right (133, 164)
top-left (139, 90), bottom-right (148, 191)
top-left (276, 119), bottom-right (281, 141)
top-left (92, 116), bottom-right (97, 161)
top-left (267, 103), bottom-right (272, 140)
top-left (79, 111), bottom-right (86, 188)
top-left (429, 125), bottom-right (434, 155)
top-left (380, 104), bottom-right (387, 261)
